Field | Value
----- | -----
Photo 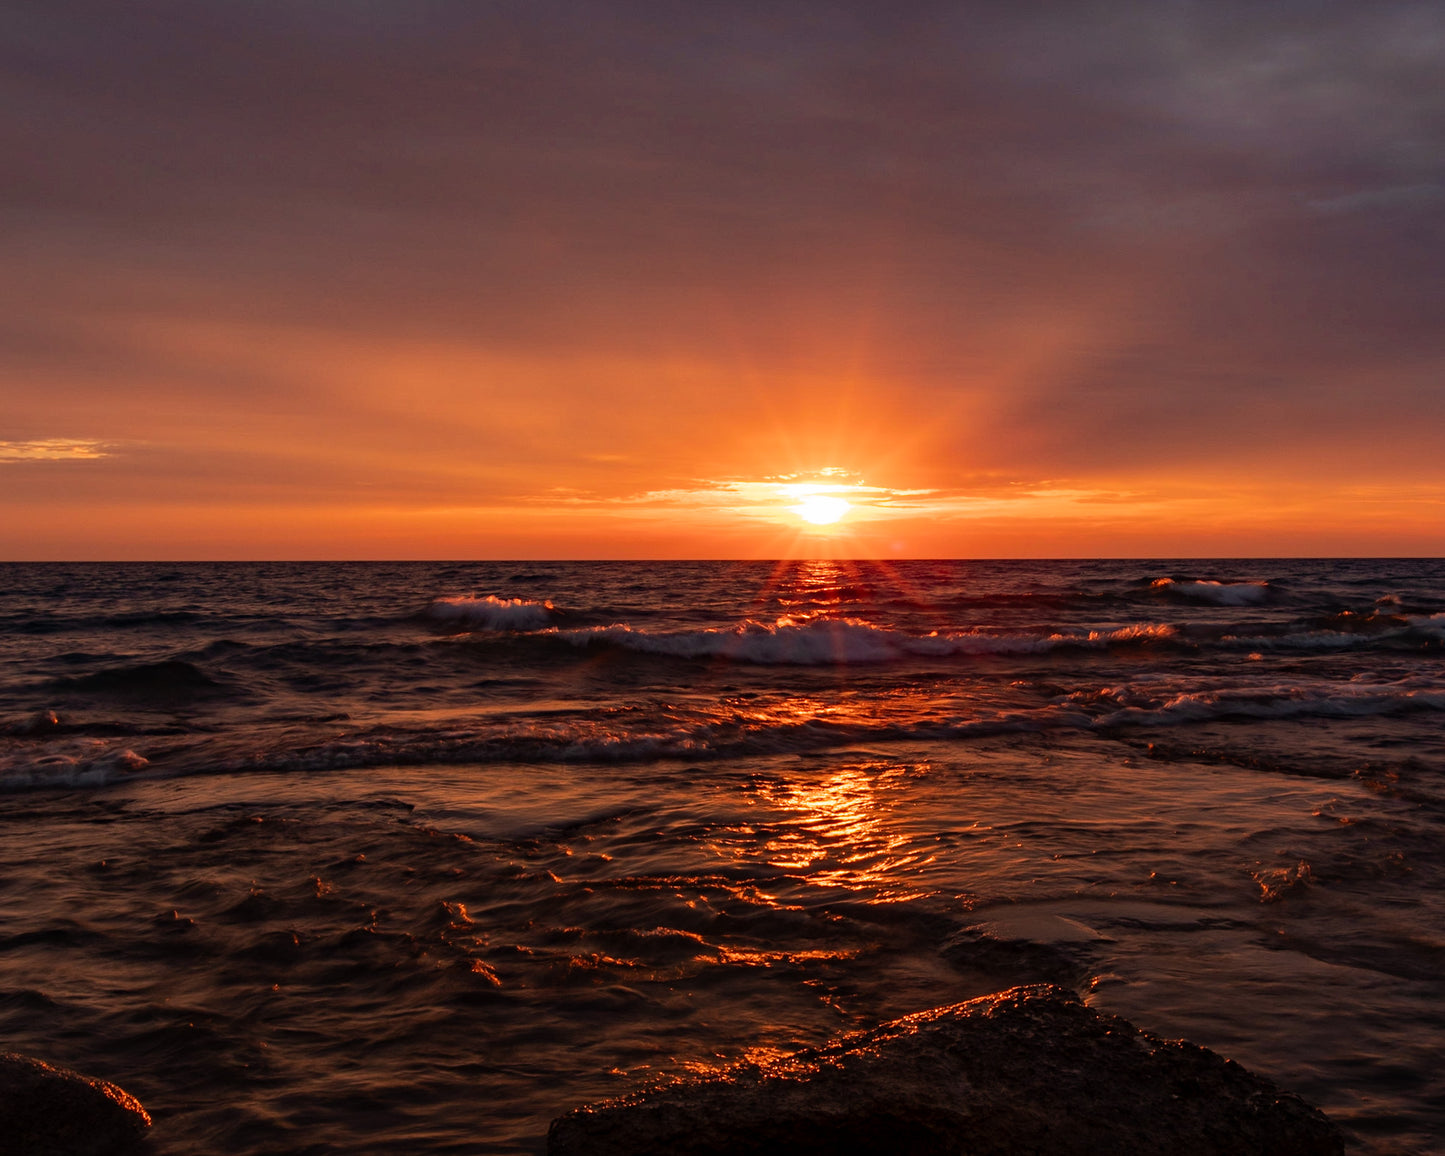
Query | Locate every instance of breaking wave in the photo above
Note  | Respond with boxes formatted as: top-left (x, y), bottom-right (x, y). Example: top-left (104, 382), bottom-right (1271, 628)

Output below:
top-left (1151, 578), bottom-right (1270, 605)
top-left (427, 595), bottom-right (558, 631)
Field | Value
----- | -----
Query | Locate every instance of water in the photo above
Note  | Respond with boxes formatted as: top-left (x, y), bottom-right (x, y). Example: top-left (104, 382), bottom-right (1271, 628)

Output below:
top-left (1, 559), bottom-right (1441, 1153)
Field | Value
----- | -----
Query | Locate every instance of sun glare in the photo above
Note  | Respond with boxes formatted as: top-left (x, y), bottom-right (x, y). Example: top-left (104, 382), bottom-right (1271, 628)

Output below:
top-left (794, 494), bottom-right (851, 525)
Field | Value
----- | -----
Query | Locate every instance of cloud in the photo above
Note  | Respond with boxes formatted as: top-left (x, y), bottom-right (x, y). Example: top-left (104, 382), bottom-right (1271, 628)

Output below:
top-left (0, 438), bottom-right (109, 462)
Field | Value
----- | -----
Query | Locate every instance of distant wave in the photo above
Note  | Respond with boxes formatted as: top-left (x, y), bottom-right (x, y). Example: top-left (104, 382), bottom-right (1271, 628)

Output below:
top-left (1151, 578), bottom-right (1270, 606)
top-left (427, 595), bottom-right (557, 631)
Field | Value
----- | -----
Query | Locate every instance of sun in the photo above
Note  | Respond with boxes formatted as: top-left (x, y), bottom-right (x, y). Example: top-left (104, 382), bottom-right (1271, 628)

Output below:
top-left (793, 493), bottom-right (851, 525)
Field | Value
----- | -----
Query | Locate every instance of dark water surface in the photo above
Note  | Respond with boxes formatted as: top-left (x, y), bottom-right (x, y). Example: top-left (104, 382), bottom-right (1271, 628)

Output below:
top-left (1, 560), bottom-right (1442, 1152)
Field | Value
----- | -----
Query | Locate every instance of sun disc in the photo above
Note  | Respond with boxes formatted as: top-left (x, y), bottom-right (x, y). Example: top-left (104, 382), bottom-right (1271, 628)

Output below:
top-left (794, 494), bottom-right (851, 525)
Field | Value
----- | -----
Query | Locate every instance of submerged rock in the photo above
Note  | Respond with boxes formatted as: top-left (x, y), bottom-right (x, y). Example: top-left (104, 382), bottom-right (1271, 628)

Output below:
top-left (548, 985), bottom-right (1344, 1156)
top-left (0, 1052), bottom-right (151, 1155)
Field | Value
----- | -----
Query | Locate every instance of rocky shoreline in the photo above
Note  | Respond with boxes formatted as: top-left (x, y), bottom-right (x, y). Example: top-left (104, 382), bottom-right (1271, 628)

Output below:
top-left (548, 985), bottom-right (1346, 1156)
top-left (3, 985), bottom-right (1347, 1154)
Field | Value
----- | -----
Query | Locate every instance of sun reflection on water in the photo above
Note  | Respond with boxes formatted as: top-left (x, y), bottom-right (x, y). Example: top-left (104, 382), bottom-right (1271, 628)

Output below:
top-left (742, 760), bottom-right (934, 903)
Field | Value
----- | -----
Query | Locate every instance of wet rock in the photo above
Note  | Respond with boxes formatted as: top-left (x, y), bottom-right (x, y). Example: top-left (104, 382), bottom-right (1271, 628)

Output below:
top-left (548, 985), bottom-right (1344, 1156)
top-left (0, 1051), bottom-right (151, 1155)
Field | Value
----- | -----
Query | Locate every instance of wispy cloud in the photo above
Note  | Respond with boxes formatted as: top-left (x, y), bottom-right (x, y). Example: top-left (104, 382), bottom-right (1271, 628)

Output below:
top-left (1306, 183), bottom-right (1444, 215)
top-left (0, 439), bottom-right (109, 462)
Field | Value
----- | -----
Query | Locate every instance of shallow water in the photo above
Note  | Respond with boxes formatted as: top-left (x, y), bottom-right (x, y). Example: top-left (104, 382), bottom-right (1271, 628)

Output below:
top-left (1, 560), bottom-right (1441, 1152)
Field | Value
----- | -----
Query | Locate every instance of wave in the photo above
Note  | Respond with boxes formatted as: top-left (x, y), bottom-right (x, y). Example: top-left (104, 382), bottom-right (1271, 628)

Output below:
top-left (1151, 578), bottom-right (1270, 606)
top-left (7, 671), bottom-right (1444, 792)
top-left (1092, 681), bottom-right (1445, 727)
top-left (127, 710), bottom-right (1076, 779)
top-left (549, 617), bottom-right (1178, 665)
top-left (426, 595), bottom-right (558, 631)
top-left (0, 742), bottom-right (149, 792)
top-left (1314, 609), bottom-right (1412, 634)
top-left (46, 659), bottom-right (226, 696)
top-left (3, 609), bottom-right (210, 635)
top-left (421, 605), bottom-right (1439, 666)
top-left (1221, 613), bottom-right (1445, 652)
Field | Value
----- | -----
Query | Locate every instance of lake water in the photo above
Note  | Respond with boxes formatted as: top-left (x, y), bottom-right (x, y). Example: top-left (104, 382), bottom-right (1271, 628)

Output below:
top-left (1, 559), bottom-right (1441, 1153)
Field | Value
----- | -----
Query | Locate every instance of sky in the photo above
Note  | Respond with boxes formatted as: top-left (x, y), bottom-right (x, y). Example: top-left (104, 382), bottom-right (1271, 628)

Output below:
top-left (2, 0), bottom-right (1442, 559)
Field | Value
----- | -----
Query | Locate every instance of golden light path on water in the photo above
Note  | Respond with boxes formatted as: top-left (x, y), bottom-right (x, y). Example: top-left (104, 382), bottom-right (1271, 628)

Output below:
top-left (756, 761), bottom-right (934, 902)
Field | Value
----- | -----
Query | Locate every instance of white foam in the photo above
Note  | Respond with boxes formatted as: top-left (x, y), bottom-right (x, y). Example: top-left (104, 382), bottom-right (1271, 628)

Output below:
top-left (1152, 578), bottom-right (1269, 605)
top-left (427, 595), bottom-right (556, 631)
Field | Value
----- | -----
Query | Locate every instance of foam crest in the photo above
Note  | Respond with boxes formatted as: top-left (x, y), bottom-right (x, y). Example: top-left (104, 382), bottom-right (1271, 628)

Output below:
top-left (1152, 578), bottom-right (1269, 605)
top-left (427, 595), bottom-right (556, 631)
